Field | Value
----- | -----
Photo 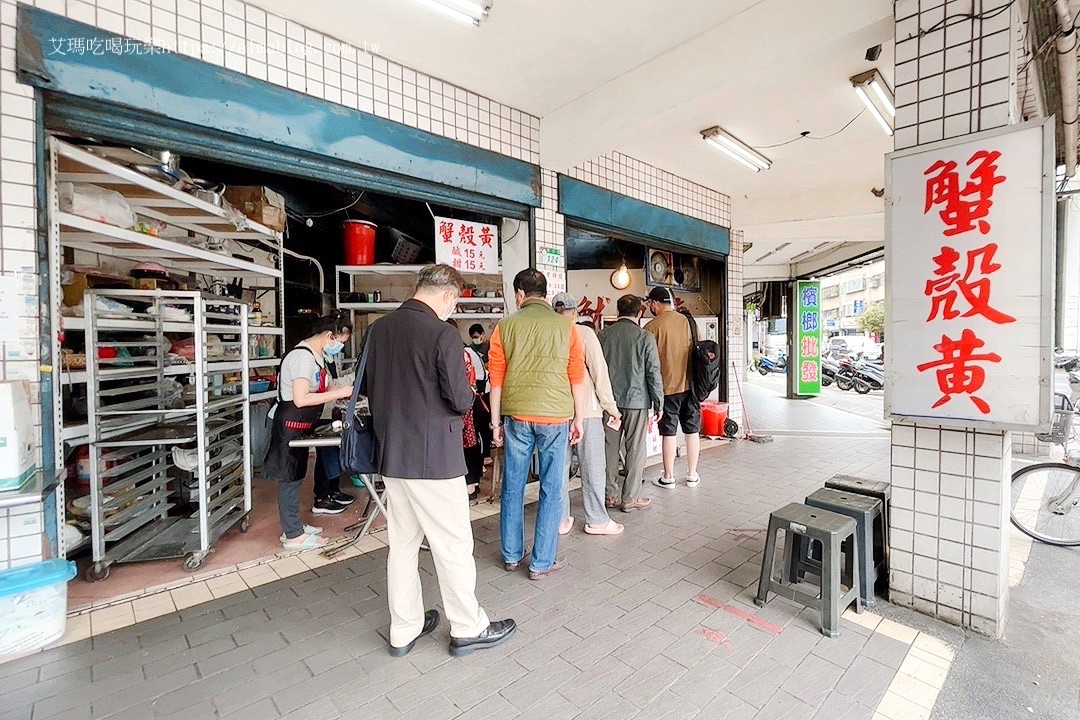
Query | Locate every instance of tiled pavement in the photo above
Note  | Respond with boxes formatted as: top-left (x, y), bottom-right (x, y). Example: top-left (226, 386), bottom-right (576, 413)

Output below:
top-left (0, 432), bottom-right (968, 720)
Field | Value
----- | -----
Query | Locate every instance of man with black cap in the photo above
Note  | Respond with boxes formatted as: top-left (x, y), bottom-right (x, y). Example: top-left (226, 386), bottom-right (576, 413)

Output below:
top-left (644, 286), bottom-right (701, 489)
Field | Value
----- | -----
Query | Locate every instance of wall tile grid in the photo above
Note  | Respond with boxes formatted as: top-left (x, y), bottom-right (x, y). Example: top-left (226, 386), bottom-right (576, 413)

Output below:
top-left (0, 503), bottom-right (46, 569)
top-left (893, 0), bottom-right (1016, 151)
top-left (562, 153), bottom-right (740, 424)
top-left (890, 0), bottom-right (1022, 637)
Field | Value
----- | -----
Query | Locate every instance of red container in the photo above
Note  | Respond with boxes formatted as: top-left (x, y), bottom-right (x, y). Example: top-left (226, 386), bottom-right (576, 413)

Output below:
top-left (343, 220), bottom-right (377, 265)
top-left (701, 401), bottom-right (729, 438)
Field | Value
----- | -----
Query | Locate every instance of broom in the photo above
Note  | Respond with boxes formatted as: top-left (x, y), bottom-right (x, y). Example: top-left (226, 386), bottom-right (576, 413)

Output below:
top-left (731, 361), bottom-right (773, 443)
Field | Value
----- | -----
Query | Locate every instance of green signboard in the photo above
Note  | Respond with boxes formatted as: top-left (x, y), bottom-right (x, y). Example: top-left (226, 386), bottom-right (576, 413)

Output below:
top-left (796, 280), bottom-right (822, 396)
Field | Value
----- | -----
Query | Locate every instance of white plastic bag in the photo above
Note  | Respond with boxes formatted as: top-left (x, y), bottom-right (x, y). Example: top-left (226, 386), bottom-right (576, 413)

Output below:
top-left (58, 182), bottom-right (137, 229)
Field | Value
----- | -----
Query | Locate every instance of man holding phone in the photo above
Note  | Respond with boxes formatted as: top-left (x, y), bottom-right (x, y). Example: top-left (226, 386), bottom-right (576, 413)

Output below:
top-left (552, 293), bottom-right (624, 537)
top-left (599, 295), bottom-right (664, 512)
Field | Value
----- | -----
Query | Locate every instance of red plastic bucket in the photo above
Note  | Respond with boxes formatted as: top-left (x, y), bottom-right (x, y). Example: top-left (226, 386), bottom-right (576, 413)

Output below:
top-left (343, 220), bottom-right (377, 265)
top-left (701, 401), bottom-right (729, 437)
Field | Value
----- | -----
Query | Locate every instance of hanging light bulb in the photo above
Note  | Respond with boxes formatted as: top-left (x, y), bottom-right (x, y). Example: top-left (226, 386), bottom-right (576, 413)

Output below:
top-left (610, 262), bottom-right (631, 290)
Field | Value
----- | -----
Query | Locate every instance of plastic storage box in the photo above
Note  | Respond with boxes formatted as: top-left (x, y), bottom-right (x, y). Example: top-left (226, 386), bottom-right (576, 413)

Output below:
top-left (0, 559), bottom-right (77, 660)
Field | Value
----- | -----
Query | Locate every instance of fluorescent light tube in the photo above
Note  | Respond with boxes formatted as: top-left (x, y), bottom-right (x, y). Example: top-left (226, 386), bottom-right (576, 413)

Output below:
top-left (855, 85), bottom-right (894, 136)
top-left (701, 127), bottom-right (772, 172)
top-left (869, 77), bottom-right (895, 117)
top-left (704, 136), bottom-right (762, 172)
top-left (412, 0), bottom-right (489, 25)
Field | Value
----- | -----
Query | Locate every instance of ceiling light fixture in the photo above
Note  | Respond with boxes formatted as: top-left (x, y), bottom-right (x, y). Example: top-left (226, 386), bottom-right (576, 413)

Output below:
top-left (700, 126), bottom-right (772, 172)
top-left (412, 0), bottom-right (492, 26)
top-left (850, 69), bottom-right (895, 137)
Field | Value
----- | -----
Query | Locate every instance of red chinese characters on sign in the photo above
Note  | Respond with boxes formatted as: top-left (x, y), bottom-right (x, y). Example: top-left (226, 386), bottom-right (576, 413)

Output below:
top-left (916, 329), bottom-right (1001, 414)
top-left (917, 148), bottom-right (1011, 416)
top-left (459, 224), bottom-right (476, 246)
top-left (924, 150), bottom-right (1006, 236)
top-left (924, 243), bottom-right (1016, 324)
top-left (438, 221), bottom-right (455, 244)
top-left (801, 361), bottom-right (818, 383)
top-left (577, 296), bottom-right (608, 324)
top-left (480, 226), bottom-right (494, 247)
top-left (800, 336), bottom-right (819, 358)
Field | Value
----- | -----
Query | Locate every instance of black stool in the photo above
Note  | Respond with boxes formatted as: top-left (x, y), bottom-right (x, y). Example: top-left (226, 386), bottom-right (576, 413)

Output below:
top-left (803, 488), bottom-right (883, 608)
top-left (825, 474), bottom-right (890, 596)
top-left (755, 503), bottom-right (862, 637)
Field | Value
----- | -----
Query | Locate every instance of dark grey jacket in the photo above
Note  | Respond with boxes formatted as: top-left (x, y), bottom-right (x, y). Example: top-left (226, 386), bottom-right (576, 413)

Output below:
top-left (598, 318), bottom-right (663, 412)
top-left (363, 300), bottom-right (474, 480)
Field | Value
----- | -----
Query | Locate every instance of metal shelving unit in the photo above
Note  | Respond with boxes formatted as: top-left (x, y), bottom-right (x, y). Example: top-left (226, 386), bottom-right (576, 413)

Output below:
top-left (82, 290), bottom-right (252, 581)
top-left (47, 136), bottom-right (283, 559)
top-left (335, 265), bottom-right (507, 353)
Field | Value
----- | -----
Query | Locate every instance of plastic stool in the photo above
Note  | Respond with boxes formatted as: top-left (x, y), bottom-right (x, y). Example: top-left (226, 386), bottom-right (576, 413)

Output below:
top-left (825, 474), bottom-right (891, 595)
top-left (803, 488), bottom-right (883, 608)
top-left (755, 503), bottom-right (862, 637)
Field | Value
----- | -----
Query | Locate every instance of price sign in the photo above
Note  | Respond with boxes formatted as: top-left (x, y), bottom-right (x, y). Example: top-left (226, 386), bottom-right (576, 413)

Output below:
top-left (434, 217), bottom-right (498, 274)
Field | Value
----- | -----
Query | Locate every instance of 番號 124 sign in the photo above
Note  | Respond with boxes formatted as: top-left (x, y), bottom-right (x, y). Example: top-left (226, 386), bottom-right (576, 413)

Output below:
top-left (885, 118), bottom-right (1054, 431)
top-left (795, 280), bottom-right (822, 396)
top-left (434, 217), bottom-right (498, 274)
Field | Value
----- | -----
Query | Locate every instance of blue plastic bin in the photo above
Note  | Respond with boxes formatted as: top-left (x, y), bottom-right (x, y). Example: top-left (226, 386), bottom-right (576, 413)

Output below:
top-left (0, 559), bottom-right (77, 659)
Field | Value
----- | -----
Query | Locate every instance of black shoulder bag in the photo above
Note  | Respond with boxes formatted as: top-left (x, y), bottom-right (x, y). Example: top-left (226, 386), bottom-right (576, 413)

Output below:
top-left (339, 338), bottom-right (379, 475)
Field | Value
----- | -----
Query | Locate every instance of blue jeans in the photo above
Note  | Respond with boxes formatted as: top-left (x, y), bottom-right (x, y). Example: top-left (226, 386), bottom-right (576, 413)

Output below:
top-left (500, 417), bottom-right (568, 573)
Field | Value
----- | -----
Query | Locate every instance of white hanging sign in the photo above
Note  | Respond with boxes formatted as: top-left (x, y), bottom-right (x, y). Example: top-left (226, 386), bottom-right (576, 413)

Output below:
top-left (885, 119), bottom-right (1054, 431)
top-left (434, 217), bottom-right (498, 274)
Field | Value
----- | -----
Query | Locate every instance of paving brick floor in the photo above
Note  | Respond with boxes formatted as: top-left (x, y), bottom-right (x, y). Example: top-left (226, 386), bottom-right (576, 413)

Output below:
top-left (1, 434), bottom-right (924, 720)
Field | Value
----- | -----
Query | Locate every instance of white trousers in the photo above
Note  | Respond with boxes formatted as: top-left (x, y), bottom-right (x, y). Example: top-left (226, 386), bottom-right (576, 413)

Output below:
top-left (383, 476), bottom-right (489, 646)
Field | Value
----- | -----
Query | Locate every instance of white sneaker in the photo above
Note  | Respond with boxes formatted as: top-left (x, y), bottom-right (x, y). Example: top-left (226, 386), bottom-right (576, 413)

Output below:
top-left (686, 474), bottom-right (701, 488)
top-left (279, 524), bottom-right (323, 543)
top-left (652, 477), bottom-right (677, 490)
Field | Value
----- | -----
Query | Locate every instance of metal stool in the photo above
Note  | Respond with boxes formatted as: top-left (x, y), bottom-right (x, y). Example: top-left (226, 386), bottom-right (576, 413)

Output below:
top-left (803, 488), bottom-right (883, 608)
top-left (755, 503), bottom-right (862, 637)
top-left (825, 474), bottom-right (891, 596)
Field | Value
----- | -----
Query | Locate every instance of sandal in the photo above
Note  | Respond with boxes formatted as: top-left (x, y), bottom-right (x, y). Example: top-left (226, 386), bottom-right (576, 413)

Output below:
top-left (282, 532), bottom-right (329, 550)
top-left (279, 524), bottom-right (323, 543)
top-left (585, 520), bottom-right (625, 536)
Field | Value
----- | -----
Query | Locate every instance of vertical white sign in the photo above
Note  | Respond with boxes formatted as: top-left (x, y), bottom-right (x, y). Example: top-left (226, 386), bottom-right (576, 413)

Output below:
top-left (434, 217), bottom-right (498, 274)
top-left (885, 119), bottom-right (1054, 430)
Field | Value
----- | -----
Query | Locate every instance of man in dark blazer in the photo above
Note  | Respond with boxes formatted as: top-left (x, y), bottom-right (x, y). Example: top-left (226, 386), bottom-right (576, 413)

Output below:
top-left (364, 264), bottom-right (515, 658)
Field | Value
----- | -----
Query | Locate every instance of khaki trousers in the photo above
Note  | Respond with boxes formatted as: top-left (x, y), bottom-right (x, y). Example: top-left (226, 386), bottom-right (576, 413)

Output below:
top-left (383, 476), bottom-right (489, 647)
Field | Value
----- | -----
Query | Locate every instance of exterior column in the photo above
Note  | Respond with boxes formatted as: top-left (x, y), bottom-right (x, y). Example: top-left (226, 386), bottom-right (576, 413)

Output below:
top-left (889, 0), bottom-right (1018, 637)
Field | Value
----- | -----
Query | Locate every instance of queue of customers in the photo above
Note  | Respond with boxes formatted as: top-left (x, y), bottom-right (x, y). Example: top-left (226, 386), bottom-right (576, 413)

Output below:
top-left (266, 264), bottom-right (706, 657)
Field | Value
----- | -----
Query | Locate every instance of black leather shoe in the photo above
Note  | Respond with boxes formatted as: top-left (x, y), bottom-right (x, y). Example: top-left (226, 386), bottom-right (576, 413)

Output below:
top-left (449, 619), bottom-right (517, 657)
top-left (388, 609), bottom-right (440, 657)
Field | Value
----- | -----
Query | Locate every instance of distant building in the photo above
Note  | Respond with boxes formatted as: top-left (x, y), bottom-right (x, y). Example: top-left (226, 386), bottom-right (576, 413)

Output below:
top-left (819, 260), bottom-right (884, 338)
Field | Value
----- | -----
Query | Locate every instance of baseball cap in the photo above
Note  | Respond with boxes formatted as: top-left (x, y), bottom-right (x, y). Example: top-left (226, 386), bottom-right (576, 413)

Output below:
top-left (551, 292), bottom-right (578, 311)
top-left (646, 286), bottom-right (676, 305)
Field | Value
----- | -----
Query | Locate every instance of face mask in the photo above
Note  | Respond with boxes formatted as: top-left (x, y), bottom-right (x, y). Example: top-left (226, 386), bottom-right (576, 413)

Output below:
top-left (325, 340), bottom-right (345, 356)
top-left (471, 338), bottom-right (484, 346)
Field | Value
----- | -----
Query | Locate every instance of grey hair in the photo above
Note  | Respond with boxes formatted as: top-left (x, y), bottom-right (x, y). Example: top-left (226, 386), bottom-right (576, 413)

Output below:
top-left (415, 264), bottom-right (466, 293)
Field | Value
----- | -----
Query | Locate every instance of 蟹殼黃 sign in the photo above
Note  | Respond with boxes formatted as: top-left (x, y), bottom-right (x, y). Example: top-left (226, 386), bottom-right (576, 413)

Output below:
top-left (434, 217), bottom-right (498, 274)
top-left (885, 119), bottom-right (1054, 430)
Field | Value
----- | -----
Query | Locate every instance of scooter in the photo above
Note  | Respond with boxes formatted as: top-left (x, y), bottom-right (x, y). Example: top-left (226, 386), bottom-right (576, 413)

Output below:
top-left (853, 361), bottom-right (885, 394)
top-left (834, 356), bottom-right (857, 391)
top-left (756, 355), bottom-right (786, 374)
top-left (821, 355), bottom-right (840, 387)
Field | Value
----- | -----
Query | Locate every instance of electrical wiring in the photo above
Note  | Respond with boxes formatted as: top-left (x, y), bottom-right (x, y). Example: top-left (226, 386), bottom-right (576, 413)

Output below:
top-left (753, 109), bottom-right (866, 150)
top-left (916, 0), bottom-right (1017, 37)
top-left (284, 192), bottom-right (365, 222)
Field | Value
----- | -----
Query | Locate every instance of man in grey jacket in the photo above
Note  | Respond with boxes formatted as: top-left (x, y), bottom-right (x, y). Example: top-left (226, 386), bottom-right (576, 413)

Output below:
top-left (598, 295), bottom-right (664, 512)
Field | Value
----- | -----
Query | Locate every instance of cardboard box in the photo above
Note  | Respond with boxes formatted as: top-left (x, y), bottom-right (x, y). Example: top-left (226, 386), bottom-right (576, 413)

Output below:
top-left (61, 268), bottom-right (132, 308)
top-left (224, 186), bottom-right (287, 232)
top-left (0, 381), bottom-right (35, 490)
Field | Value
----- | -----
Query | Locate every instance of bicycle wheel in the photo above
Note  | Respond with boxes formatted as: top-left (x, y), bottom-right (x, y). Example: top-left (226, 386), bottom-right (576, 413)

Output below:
top-left (1010, 462), bottom-right (1080, 546)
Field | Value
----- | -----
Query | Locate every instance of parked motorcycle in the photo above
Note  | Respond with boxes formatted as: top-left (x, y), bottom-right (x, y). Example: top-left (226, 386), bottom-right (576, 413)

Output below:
top-left (756, 355), bottom-right (786, 375)
top-left (853, 361), bottom-right (885, 394)
top-left (821, 355), bottom-right (840, 387)
top-left (834, 356), bottom-right (857, 391)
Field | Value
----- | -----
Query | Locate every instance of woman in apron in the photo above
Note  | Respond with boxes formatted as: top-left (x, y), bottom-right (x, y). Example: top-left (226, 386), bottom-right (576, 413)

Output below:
top-left (264, 313), bottom-right (354, 550)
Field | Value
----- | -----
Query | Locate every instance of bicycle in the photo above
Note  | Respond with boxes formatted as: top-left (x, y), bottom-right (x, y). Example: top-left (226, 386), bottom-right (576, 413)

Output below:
top-left (1010, 393), bottom-right (1080, 546)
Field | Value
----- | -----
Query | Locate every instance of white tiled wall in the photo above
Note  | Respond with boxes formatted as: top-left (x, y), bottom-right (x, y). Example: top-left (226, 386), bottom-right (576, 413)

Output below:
top-left (890, 0), bottom-right (1020, 637)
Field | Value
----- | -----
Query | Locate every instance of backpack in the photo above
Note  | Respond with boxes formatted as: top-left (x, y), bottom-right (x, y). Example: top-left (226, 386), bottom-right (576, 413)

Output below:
top-left (683, 311), bottom-right (721, 403)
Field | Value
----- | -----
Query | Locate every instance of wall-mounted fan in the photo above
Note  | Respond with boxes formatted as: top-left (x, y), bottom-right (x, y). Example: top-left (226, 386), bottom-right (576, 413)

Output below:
top-left (646, 249), bottom-right (701, 292)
